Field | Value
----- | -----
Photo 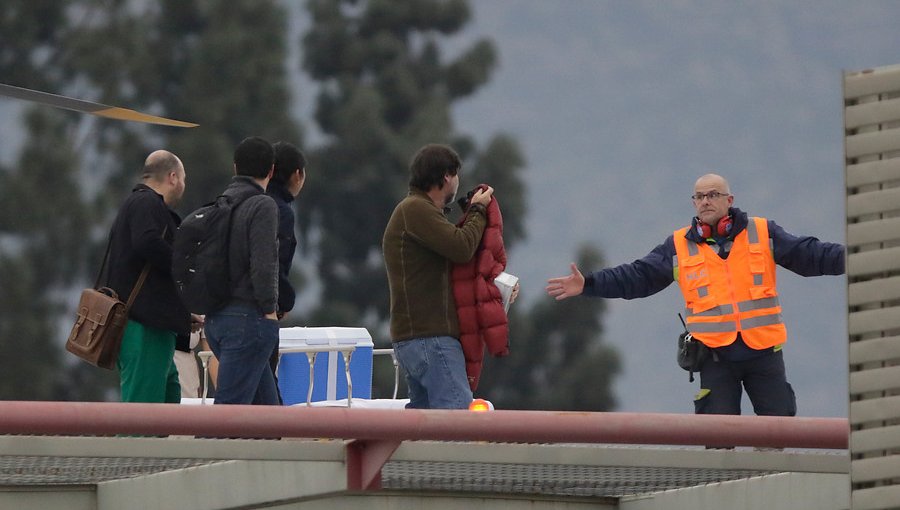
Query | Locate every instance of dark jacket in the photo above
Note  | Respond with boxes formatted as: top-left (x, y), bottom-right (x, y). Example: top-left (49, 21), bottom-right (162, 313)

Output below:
top-left (106, 184), bottom-right (191, 337)
top-left (266, 180), bottom-right (297, 314)
top-left (383, 189), bottom-right (487, 342)
top-left (223, 176), bottom-right (279, 315)
top-left (582, 208), bottom-right (845, 300)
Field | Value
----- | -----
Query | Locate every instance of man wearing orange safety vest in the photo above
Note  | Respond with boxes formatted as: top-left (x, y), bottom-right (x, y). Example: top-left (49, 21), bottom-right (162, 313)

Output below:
top-left (546, 174), bottom-right (845, 416)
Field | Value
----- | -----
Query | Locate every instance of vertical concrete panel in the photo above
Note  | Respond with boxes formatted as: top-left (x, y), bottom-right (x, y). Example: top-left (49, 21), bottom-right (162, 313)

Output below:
top-left (845, 63), bottom-right (900, 510)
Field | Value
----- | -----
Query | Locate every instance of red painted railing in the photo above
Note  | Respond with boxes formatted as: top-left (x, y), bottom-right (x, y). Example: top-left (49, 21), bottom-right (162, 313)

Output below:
top-left (0, 401), bottom-right (847, 449)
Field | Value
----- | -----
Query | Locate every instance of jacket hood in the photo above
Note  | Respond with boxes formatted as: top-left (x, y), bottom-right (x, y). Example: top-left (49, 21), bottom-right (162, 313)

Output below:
top-left (222, 175), bottom-right (265, 203)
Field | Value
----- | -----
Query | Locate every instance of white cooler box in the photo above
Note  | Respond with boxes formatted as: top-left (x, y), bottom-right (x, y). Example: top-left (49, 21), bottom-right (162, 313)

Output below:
top-left (277, 327), bottom-right (374, 405)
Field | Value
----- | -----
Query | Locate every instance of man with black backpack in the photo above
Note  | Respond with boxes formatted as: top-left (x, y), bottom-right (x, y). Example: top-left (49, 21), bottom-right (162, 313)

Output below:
top-left (200, 137), bottom-right (281, 405)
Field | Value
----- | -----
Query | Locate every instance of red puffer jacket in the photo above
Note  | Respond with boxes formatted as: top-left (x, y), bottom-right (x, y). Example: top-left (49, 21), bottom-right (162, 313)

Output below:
top-left (452, 186), bottom-right (510, 391)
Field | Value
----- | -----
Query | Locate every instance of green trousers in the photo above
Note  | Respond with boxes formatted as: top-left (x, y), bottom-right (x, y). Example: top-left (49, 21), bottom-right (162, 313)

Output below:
top-left (117, 320), bottom-right (181, 403)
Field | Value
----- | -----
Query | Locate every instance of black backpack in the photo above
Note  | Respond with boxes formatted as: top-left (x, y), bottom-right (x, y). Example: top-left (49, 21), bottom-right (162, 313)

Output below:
top-left (172, 193), bottom-right (252, 314)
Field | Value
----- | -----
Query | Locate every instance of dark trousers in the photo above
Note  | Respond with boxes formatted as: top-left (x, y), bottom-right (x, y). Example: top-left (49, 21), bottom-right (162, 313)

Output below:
top-left (694, 349), bottom-right (796, 416)
top-left (204, 304), bottom-right (280, 405)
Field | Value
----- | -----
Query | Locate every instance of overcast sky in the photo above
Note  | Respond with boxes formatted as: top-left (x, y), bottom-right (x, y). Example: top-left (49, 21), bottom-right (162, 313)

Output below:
top-left (449, 1), bottom-right (900, 417)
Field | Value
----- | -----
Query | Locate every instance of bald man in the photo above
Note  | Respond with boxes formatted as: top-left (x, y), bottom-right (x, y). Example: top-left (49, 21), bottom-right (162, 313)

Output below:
top-left (547, 174), bottom-right (844, 416)
top-left (107, 150), bottom-right (199, 403)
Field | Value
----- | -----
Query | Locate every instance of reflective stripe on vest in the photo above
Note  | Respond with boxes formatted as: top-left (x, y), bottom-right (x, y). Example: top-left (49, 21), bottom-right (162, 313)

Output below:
top-left (673, 217), bottom-right (786, 349)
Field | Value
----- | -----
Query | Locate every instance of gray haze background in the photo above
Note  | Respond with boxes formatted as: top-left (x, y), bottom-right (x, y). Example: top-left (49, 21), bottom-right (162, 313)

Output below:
top-left (3, 1), bottom-right (899, 416)
top-left (447, 1), bottom-right (900, 418)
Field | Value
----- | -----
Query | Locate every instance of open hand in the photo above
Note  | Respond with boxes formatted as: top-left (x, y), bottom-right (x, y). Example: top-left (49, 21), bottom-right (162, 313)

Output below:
top-left (545, 263), bottom-right (585, 301)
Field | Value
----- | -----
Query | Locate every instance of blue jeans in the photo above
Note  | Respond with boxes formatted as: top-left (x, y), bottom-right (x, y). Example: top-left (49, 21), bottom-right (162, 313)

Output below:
top-left (394, 336), bottom-right (473, 409)
top-left (205, 304), bottom-right (280, 405)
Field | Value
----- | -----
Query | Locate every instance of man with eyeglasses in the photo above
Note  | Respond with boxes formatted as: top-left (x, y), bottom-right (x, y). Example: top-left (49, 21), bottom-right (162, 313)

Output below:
top-left (546, 173), bottom-right (844, 416)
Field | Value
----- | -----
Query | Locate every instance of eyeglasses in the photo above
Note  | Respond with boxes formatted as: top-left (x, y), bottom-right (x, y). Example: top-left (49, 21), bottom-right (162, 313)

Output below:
top-left (691, 191), bottom-right (730, 202)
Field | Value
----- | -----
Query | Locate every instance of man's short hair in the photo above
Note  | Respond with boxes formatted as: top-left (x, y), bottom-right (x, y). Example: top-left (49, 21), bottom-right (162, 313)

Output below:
top-left (272, 141), bottom-right (306, 184)
top-left (234, 136), bottom-right (275, 178)
top-left (141, 151), bottom-right (181, 181)
top-left (409, 144), bottom-right (460, 192)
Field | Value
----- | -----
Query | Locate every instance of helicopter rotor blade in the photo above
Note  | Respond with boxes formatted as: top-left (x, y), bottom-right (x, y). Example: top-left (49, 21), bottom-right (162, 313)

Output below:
top-left (0, 83), bottom-right (198, 128)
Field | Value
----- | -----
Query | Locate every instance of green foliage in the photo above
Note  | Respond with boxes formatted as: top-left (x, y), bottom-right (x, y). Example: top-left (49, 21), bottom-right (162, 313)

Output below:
top-left (60, 0), bottom-right (303, 212)
top-left (0, 0), bottom-right (67, 89)
top-left (0, 256), bottom-right (60, 399)
top-left (466, 134), bottom-right (527, 245)
top-left (3, 110), bottom-right (93, 283)
top-left (477, 245), bottom-right (621, 411)
top-left (0, 0), bottom-right (302, 400)
top-left (0, 109), bottom-right (90, 399)
top-left (299, 0), bottom-right (528, 337)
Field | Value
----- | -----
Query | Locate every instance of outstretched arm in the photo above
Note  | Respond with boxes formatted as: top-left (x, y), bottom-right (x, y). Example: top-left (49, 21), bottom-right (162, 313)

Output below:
top-left (770, 220), bottom-right (845, 276)
top-left (546, 237), bottom-right (677, 301)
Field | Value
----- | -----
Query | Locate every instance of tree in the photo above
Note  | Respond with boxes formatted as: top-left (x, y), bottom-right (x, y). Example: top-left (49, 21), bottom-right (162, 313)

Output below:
top-left (0, 0), bottom-right (67, 90)
top-left (0, 0), bottom-right (302, 400)
top-left (299, 0), bottom-right (528, 334)
top-left (61, 0), bottom-right (303, 212)
top-left (299, 0), bottom-right (622, 408)
top-left (0, 0), bottom-right (100, 399)
top-left (477, 245), bottom-right (621, 411)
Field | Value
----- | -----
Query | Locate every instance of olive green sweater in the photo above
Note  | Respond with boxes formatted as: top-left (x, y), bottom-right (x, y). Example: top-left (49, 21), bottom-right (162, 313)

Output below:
top-left (383, 190), bottom-right (487, 342)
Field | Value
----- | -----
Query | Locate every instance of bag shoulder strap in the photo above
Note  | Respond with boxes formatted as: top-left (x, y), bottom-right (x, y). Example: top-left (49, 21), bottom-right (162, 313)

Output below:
top-left (125, 264), bottom-right (151, 310)
top-left (94, 234), bottom-right (114, 289)
top-left (97, 224), bottom-right (167, 309)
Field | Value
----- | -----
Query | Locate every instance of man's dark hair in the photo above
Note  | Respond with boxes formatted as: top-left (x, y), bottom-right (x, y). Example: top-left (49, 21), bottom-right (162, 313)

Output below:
top-left (234, 136), bottom-right (275, 178)
top-left (272, 141), bottom-right (306, 184)
top-left (409, 144), bottom-right (460, 192)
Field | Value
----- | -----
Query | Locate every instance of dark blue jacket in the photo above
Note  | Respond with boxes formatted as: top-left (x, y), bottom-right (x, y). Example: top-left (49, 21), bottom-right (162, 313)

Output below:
top-left (266, 180), bottom-right (297, 314)
top-left (583, 208), bottom-right (845, 299)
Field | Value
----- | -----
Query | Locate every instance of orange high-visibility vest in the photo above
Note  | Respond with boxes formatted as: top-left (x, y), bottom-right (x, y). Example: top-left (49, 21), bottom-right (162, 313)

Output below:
top-left (673, 216), bottom-right (786, 349)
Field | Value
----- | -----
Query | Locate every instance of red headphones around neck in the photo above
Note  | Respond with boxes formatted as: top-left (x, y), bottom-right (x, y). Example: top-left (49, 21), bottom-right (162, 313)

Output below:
top-left (696, 215), bottom-right (733, 238)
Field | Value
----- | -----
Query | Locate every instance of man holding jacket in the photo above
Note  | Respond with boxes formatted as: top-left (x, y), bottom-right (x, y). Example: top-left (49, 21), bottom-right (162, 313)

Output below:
top-left (383, 144), bottom-right (493, 409)
top-left (546, 173), bottom-right (845, 416)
